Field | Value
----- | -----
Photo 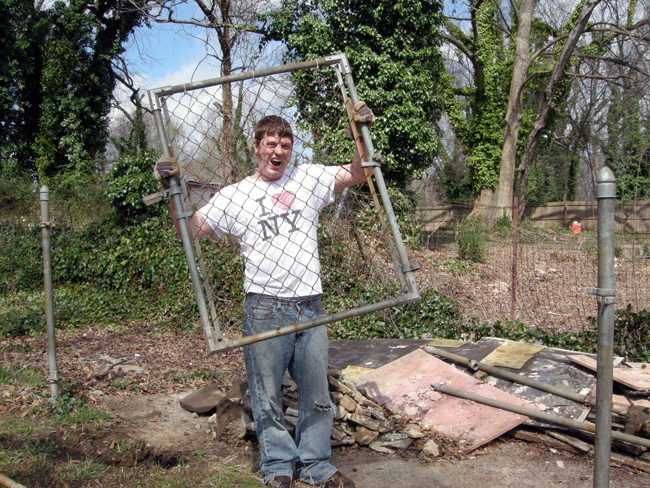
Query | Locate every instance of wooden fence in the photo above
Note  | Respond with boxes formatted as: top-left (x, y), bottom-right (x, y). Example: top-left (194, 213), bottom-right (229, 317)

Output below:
top-left (417, 200), bottom-right (650, 234)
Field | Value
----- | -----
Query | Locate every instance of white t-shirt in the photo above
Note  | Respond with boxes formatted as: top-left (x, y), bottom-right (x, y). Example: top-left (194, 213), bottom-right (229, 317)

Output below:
top-left (196, 164), bottom-right (338, 297)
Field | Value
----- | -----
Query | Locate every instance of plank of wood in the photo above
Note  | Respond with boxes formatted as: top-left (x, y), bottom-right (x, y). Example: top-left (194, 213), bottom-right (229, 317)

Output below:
top-left (480, 341), bottom-right (545, 369)
top-left (354, 348), bottom-right (534, 453)
top-left (512, 429), bottom-right (582, 454)
top-left (568, 355), bottom-right (650, 391)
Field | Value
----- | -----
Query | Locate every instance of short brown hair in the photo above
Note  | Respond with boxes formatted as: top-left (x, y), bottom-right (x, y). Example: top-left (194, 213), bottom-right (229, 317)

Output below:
top-left (254, 115), bottom-right (293, 143)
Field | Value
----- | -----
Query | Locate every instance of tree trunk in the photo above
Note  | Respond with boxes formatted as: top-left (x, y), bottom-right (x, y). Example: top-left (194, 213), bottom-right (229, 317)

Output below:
top-left (515, 0), bottom-right (602, 219)
top-left (494, 0), bottom-right (534, 219)
top-left (470, 186), bottom-right (496, 221)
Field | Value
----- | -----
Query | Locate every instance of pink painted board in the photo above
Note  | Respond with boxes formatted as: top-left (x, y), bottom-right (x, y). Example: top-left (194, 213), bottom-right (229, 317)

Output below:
top-left (354, 348), bottom-right (534, 452)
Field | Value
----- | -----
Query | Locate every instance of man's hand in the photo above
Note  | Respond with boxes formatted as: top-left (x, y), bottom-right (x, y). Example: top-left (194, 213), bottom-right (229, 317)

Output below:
top-left (351, 101), bottom-right (375, 126)
top-left (347, 101), bottom-right (375, 139)
top-left (154, 155), bottom-right (179, 189)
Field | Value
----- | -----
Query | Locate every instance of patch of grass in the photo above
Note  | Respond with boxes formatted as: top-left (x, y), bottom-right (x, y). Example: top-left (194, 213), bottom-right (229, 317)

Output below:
top-left (163, 370), bottom-right (227, 385)
top-left (0, 364), bottom-right (44, 389)
top-left (431, 258), bottom-right (476, 276)
top-left (59, 458), bottom-right (107, 484)
top-left (202, 462), bottom-right (264, 488)
top-left (1, 418), bottom-right (45, 437)
top-left (22, 390), bottom-right (112, 426)
top-left (0, 444), bottom-right (55, 485)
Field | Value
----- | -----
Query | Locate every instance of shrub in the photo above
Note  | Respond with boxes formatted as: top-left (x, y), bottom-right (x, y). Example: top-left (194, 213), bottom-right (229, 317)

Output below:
top-left (328, 288), bottom-right (472, 341)
top-left (105, 151), bottom-right (160, 223)
top-left (457, 215), bottom-right (487, 263)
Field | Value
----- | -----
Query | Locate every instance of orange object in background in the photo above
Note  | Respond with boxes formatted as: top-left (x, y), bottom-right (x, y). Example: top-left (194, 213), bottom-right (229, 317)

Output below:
top-left (571, 221), bottom-right (581, 233)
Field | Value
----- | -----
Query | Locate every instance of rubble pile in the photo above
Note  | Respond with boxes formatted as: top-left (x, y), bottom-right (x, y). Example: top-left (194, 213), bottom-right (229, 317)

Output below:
top-left (186, 366), bottom-right (443, 457)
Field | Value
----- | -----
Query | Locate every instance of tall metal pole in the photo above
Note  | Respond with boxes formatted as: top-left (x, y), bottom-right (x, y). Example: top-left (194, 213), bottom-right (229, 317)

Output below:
top-left (590, 167), bottom-right (616, 488)
top-left (40, 186), bottom-right (59, 398)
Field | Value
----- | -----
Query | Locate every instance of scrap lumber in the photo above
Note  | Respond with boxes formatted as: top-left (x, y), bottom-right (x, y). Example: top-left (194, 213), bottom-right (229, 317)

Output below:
top-left (568, 355), bottom-right (650, 391)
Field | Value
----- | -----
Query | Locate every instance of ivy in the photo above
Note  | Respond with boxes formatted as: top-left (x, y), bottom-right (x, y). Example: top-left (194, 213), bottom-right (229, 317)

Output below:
top-left (0, 0), bottom-right (146, 181)
top-left (262, 0), bottom-right (446, 189)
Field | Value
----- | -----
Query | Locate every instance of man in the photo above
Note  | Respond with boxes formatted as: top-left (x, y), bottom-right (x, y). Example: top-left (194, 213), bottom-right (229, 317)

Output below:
top-left (154, 103), bottom-right (374, 488)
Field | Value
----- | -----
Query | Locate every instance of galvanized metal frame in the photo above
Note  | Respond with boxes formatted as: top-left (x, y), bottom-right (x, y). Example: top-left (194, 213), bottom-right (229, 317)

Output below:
top-left (148, 53), bottom-right (420, 354)
top-left (590, 166), bottom-right (617, 488)
top-left (40, 185), bottom-right (59, 398)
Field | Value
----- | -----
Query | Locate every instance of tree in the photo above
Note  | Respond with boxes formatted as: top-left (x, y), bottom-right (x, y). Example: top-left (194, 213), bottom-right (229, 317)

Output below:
top-left (119, 0), bottom-right (279, 184)
top-left (262, 0), bottom-right (447, 189)
top-left (512, 0), bottom-right (603, 216)
top-left (442, 0), bottom-right (604, 219)
top-left (0, 0), bottom-right (48, 178)
top-left (0, 0), bottom-right (146, 181)
top-left (443, 0), bottom-right (649, 218)
top-left (441, 1), bottom-right (515, 213)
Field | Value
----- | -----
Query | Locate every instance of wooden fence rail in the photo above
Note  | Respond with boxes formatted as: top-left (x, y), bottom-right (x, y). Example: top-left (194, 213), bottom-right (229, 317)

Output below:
top-left (417, 200), bottom-right (650, 234)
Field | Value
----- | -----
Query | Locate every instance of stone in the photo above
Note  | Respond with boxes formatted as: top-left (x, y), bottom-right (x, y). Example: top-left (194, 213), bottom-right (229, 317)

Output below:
top-left (381, 437), bottom-right (412, 450)
top-left (226, 378), bottom-right (248, 403)
top-left (354, 426), bottom-right (379, 446)
top-left (422, 439), bottom-right (440, 457)
top-left (339, 395), bottom-right (357, 413)
top-left (179, 384), bottom-right (227, 414)
top-left (331, 435), bottom-right (356, 446)
top-left (331, 426), bottom-right (348, 442)
top-left (346, 413), bottom-right (391, 433)
top-left (330, 391), bottom-right (343, 403)
top-left (369, 441), bottom-right (394, 454)
top-left (215, 398), bottom-right (247, 440)
top-left (403, 423), bottom-right (425, 439)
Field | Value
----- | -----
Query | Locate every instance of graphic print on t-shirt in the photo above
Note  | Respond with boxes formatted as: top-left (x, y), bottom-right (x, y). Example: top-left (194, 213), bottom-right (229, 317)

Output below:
top-left (272, 191), bottom-right (296, 210)
top-left (256, 192), bottom-right (300, 241)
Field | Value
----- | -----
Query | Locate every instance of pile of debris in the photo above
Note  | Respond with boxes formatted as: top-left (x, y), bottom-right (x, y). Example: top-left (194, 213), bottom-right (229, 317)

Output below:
top-left (180, 337), bottom-right (650, 474)
top-left (179, 365), bottom-right (445, 458)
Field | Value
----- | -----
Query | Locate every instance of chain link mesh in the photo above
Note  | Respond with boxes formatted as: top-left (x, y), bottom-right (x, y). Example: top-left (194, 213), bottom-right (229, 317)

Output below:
top-left (151, 58), bottom-right (415, 350)
top-left (421, 210), bottom-right (650, 333)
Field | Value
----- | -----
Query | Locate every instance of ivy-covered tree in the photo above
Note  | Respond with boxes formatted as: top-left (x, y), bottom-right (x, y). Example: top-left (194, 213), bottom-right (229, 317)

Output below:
top-left (604, 77), bottom-right (649, 202)
top-left (262, 0), bottom-right (447, 189)
top-left (0, 0), bottom-right (48, 178)
top-left (0, 0), bottom-right (146, 181)
top-left (443, 0), bottom-right (606, 219)
top-left (441, 1), bottom-right (513, 208)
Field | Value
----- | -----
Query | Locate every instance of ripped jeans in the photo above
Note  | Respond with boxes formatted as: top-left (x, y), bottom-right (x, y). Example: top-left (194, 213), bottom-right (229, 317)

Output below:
top-left (242, 294), bottom-right (336, 485)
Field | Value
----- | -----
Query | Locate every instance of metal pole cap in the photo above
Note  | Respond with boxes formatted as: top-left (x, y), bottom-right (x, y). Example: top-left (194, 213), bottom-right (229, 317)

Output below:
top-left (595, 166), bottom-right (616, 199)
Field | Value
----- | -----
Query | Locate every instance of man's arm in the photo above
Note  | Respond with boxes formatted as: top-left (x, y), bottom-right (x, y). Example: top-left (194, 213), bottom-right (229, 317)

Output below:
top-left (154, 156), bottom-right (215, 241)
top-left (334, 101), bottom-right (376, 192)
top-left (334, 145), bottom-right (369, 192)
top-left (167, 198), bottom-right (214, 241)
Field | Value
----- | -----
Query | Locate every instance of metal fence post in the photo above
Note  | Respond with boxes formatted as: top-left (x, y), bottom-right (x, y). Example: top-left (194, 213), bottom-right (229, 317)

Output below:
top-left (589, 167), bottom-right (616, 488)
top-left (40, 186), bottom-right (59, 399)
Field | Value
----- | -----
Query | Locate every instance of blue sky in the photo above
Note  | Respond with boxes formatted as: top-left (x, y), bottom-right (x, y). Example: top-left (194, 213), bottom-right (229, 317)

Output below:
top-left (117, 2), bottom-right (223, 107)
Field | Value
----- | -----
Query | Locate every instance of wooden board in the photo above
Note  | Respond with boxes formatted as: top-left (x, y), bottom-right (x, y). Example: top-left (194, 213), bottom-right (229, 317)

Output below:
top-left (480, 341), bottom-right (545, 369)
top-left (568, 355), bottom-right (650, 391)
top-left (426, 339), bottom-right (467, 348)
top-left (354, 349), bottom-right (534, 452)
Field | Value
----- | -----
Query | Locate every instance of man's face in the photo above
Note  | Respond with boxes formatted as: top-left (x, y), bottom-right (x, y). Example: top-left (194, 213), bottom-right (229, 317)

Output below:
top-left (253, 132), bottom-right (293, 182)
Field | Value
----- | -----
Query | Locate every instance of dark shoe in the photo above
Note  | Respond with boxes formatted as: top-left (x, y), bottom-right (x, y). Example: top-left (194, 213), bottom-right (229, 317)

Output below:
top-left (266, 475), bottom-right (293, 488)
top-left (320, 471), bottom-right (355, 488)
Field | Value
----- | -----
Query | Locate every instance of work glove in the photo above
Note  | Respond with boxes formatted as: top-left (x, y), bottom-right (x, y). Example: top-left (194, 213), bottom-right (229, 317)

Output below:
top-left (154, 155), bottom-right (179, 189)
top-left (347, 101), bottom-right (375, 139)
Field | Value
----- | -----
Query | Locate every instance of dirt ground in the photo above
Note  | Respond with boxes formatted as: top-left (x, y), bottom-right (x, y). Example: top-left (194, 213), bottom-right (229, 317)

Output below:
top-left (96, 390), bottom-right (647, 488)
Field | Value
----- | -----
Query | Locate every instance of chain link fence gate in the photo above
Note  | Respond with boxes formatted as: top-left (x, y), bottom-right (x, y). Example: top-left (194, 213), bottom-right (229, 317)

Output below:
top-left (147, 53), bottom-right (420, 354)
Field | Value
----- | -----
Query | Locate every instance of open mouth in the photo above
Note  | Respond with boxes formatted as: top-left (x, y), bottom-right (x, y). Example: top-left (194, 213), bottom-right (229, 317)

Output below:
top-left (270, 158), bottom-right (283, 168)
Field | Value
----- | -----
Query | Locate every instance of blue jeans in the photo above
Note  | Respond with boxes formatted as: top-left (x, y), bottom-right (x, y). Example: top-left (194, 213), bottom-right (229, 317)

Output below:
top-left (242, 294), bottom-right (336, 485)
